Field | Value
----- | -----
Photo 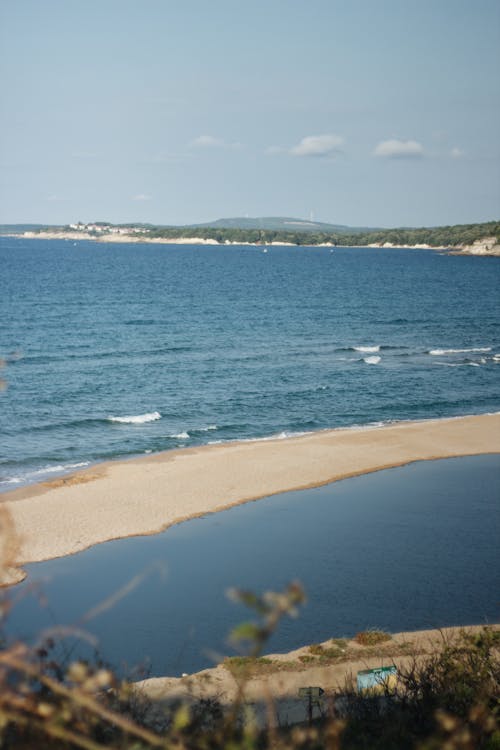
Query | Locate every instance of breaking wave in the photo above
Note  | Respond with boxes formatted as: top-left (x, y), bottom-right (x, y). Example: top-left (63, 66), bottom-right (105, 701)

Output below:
top-left (168, 425), bottom-right (218, 440)
top-left (108, 412), bottom-right (161, 424)
top-left (353, 345), bottom-right (380, 353)
top-left (0, 461), bottom-right (90, 486)
top-left (433, 361), bottom-right (481, 367)
top-left (363, 355), bottom-right (381, 365)
top-left (429, 347), bottom-right (491, 356)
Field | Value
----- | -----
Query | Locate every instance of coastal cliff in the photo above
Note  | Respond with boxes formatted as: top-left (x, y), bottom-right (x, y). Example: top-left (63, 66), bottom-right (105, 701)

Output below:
top-left (456, 236), bottom-right (500, 256)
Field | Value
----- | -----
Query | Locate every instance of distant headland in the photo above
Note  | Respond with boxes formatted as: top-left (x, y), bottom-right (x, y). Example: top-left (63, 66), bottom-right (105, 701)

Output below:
top-left (2, 217), bottom-right (499, 255)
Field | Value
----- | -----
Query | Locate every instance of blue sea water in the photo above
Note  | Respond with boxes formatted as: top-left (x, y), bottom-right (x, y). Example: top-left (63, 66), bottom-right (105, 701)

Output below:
top-left (0, 237), bottom-right (499, 487)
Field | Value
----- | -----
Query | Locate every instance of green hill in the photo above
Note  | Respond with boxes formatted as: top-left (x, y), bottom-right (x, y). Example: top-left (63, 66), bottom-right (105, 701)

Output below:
top-left (188, 216), bottom-right (377, 234)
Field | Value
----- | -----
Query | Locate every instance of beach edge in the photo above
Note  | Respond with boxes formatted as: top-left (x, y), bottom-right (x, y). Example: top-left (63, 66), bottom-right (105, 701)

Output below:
top-left (1, 413), bottom-right (499, 585)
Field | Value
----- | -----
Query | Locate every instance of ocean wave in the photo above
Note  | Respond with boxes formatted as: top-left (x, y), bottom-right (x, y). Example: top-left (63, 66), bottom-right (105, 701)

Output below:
top-left (433, 362), bottom-right (481, 367)
top-left (363, 355), bottom-right (381, 365)
top-left (353, 345), bottom-right (380, 353)
top-left (108, 411), bottom-right (161, 424)
top-left (236, 430), bottom-right (314, 443)
top-left (0, 461), bottom-right (90, 485)
top-left (429, 347), bottom-right (491, 356)
top-left (347, 420), bottom-right (394, 430)
top-left (32, 462), bottom-right (90, 475)
top-left (167, 425), bottom-right (218, 440)
top-left (270, 430), bottom-right (314, 440)
top-left (334, 344), bottom-right (404, 355)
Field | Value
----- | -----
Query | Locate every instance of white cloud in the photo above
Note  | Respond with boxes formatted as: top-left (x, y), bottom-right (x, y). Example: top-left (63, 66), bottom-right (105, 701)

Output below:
top-left (373, 139), bottom-right (424, 158)
top-left (450, 147), bottom-right (464, 159)
top-left (191, 135), bottom-right (241, 149)
top-left (290, 134), bottom-right (344, 158)
top-left (132, 194), bottom-right (151, 201)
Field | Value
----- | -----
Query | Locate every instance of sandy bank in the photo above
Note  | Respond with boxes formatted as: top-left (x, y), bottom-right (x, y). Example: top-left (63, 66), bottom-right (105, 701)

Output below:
top-left (1, 414), bottom-right (499, 585)
top-left (136, 624), bottom-right (499, 727)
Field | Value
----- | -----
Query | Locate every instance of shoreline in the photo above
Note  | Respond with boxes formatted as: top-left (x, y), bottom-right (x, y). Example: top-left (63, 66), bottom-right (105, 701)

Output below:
top-left (136, 624), bottom-right (500, 725)
top-left (6, 232), bottom-right (500, 255)
top-left (1, 413), bottom-right (499, 586)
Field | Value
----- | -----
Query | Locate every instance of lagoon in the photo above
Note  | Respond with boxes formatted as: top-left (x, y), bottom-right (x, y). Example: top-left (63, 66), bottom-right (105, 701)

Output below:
top-left (4, 454), bottom-right (499, 677)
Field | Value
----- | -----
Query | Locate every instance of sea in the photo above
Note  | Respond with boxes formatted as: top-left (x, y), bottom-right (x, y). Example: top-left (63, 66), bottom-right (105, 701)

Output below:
top-left (1, 237), bottom-right (500, 675)
top-left (1, 237), bottom-right (499, 488)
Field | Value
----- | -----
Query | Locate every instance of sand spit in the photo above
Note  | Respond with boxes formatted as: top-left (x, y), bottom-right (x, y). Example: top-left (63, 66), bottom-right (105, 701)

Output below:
top-left (136, 624), bottom-right (500, 728)
top-left (1, 414), bottom-right (499, 585)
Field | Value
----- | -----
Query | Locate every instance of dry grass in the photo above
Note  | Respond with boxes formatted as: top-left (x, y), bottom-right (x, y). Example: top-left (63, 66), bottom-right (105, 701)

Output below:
top-left (354, 629), bottom-right (392, 646)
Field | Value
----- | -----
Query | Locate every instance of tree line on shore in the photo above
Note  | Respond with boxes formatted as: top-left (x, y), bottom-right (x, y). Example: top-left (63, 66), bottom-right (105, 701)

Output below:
top-left (79, 220), bottom-right (499, 247)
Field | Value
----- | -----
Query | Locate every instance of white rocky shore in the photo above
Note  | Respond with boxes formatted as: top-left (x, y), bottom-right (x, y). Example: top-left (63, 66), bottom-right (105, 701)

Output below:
top-left (15, 230), bottom-right (500, 255)
top-left (454, 236), bottom-right (500, 256)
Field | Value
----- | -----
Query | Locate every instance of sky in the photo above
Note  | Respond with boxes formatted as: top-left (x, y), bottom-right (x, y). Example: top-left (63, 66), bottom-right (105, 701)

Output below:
top-left (1, 0), bottom-right (499, 228)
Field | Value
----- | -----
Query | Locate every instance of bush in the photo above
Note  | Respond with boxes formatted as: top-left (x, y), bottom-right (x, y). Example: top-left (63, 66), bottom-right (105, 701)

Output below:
top-left (354, 630), bottom-right (392, 646)
top-left (0, 581), bottom-right (498, 749)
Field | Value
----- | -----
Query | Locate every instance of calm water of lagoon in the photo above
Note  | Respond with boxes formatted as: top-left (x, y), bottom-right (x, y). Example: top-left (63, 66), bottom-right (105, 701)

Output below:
top-left (4, 454), bottom-right (499, 677)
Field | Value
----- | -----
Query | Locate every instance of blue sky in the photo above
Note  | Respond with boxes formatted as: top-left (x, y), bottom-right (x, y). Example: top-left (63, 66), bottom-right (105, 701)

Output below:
top-left (1, 0), bottom-right (499, 227)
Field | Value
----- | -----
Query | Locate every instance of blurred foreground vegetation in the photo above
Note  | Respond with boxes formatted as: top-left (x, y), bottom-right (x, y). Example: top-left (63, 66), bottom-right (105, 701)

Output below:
top-left (0, 581), bottom-right (498, 749)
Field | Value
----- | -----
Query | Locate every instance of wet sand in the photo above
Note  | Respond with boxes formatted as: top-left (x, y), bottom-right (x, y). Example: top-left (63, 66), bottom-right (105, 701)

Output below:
top-left (1, 413), bottom-right (499, 585)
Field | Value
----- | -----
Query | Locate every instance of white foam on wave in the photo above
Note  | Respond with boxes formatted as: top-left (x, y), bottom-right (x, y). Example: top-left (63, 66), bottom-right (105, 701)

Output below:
top-left (186, 412), bottom-right (500, 451)
top-left (429, 347), bottom-right (491, 356)
top-left (354, 345), bottom-right (380, 353)
top-left (347, 420), bottom-right (393, 431)
top-left (239, 430), bottom-right (314, 443)
top-left (433, 362), bottom-right (481, 367)
top-left (168, 425), bottom-right (216, 439)
top-left (32, 462), bottom-right (90, 475)
top-left (1, 461), bottom-right (91, 486)
top-left (273, 430), bottom-right (313, 440)
top-left (363, 355), bottom-right (381, 365)
top-left (108, 411), bottom-right (161, 424)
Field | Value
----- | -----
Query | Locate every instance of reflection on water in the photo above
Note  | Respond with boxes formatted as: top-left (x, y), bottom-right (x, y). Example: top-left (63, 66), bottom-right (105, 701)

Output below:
top-left (5, 455), bottom-right (500, 677)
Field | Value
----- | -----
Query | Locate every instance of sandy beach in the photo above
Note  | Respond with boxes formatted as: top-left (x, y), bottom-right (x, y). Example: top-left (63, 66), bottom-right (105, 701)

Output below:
top-left (1, 413), bottom-right (499, 585)
top-left (136, 624), bottom-right (500, 727)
